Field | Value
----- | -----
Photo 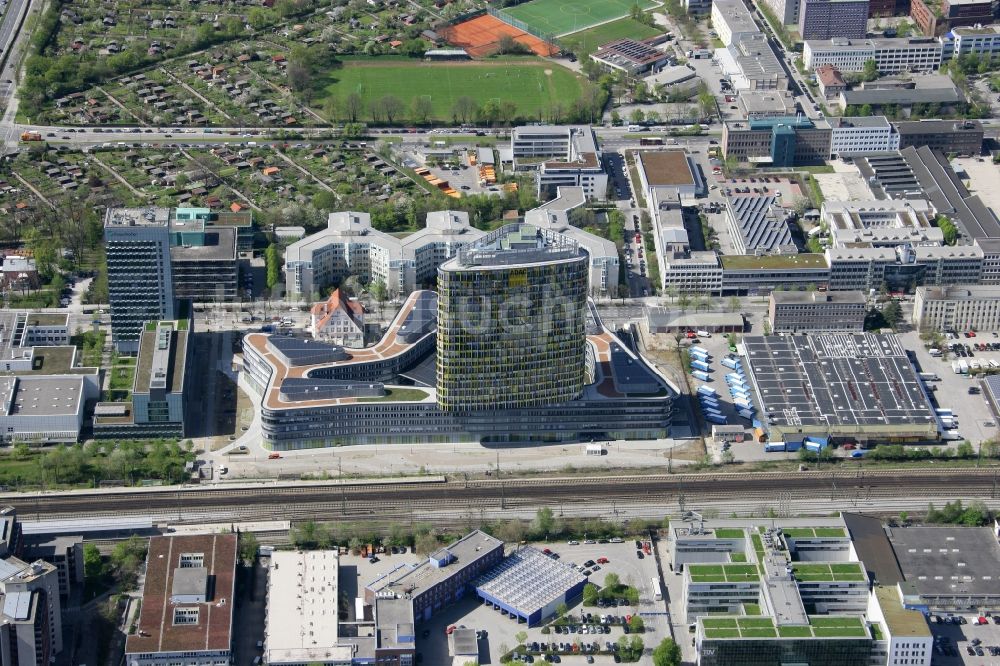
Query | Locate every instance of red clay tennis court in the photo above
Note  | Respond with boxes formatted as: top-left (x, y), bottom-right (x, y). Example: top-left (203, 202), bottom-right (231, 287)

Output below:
top-left (442, 14), bottom-right (558, 57)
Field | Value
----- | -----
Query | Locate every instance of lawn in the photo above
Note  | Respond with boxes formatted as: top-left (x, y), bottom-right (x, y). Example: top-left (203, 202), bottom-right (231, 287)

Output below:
top-left (560, 17), bottom-right (663, 56)
top-left (505, 0), bottom-right (659, 37)
top-left (322, 57), bottom-right (584, 122)
top-left (714, 528), bottom-right (745, 539)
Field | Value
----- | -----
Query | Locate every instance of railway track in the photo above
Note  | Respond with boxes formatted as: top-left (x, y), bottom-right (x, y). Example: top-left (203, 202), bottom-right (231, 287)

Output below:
top-left (9, 468), bottom-right (1000, 523)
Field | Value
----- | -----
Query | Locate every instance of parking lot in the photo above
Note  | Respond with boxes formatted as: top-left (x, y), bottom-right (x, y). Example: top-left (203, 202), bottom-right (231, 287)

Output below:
top-left (929, 614), bottom-right (1000, 666)
top-left (898, 330), bottom-right (1000, 448)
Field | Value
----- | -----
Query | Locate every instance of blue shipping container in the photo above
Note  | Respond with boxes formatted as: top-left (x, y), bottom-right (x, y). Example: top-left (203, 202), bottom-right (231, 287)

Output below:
top-left (721, 358), bottom-right (739, 370)
top-left (691, 360), bottom-right (710, 372)
top-left (700, 397), bottom-right (720, 407)
top-left (706, 414), bottom-right (728, 424)
top-left (765, 442), bottom-right (786, 452)
top-left (697, 386), bottom-right (717, 397)
top-left (692, 370), bottom-right (710, 381)
top-left (785, 441), bottom-right (803, 452)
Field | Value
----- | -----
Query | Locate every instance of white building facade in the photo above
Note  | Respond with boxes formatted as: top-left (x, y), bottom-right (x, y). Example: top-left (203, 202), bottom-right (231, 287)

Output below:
top-left (828, 117), bottom-right (900, 156)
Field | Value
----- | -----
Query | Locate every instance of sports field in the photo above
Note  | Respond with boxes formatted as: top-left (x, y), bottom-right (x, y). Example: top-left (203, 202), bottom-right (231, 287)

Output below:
top-left (323, 58), bottom-right (583, 122)
top-left (504, 0), bottom-right (659, 37)
top-left (560, 17), bottom-right (663, 56)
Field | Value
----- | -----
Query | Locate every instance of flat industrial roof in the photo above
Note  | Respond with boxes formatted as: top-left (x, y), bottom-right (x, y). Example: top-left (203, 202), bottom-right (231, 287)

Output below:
top-left (889, 526), bottom-right (1000, 598)
top-left (367, 530), bottom-right (502, 599)
top-left (637, 151), bottom-right (696, 188)
top-left (743, 334), bottom-right (937, 434)
top-left (476, 547), bottom-right (586, 615)
top-left (0, 376), bottom-right (83, 416)
top-left (266, 551), bottom-right (352, 664)
top-left (169, 228), bottom-right (237, 262)
top-left (843, 513), bottom-right (904, 586)
top-left (126, 534), bottom-right (237, 656)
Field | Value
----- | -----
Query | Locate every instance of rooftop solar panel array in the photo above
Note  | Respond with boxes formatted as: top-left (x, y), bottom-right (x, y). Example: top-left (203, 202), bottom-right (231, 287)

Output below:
top-left (743, 334), bottom-right (936, 429)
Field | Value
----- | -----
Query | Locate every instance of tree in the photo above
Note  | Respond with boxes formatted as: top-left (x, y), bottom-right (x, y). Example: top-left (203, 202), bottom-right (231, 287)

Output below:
top-left (379, 95), bottom-right (404, 124)
top-left (344, 92), bottom-right (364, 123)
top-left (415, 532), bottom-right (439, 555)
top-left (370, 278), bottom-right (388, 315)
top-left (515, 631), bottom-right (528, 646)
top-left (629, 108), bottom-right (645, 124)
top-left (83, 543), bottom-right (103, 581)
top-left (697, 88), bottom-right (716, 120)
top-left (652, 638), bottom-right (682, 666)
top-left (629, 635), bottom-right (645, 659)
top-left (533, 507), bottom-right (555, 536)
top-left (498, 519), bottom-right (525, 543)
top-left (727, 296), bottom-right (741, 312)
top-left (629, 615), bottom-right (645, 632)
top-left (411, 96), bottom-right (433, 125)
top-left (882, 300), bottom-right (903, 329)
top-left (452, 96), bottom-right (478, 124)
top-left (238, 532), bottom-right (259, 564)
top-left (582, 582), bottom-right (599, 605)
top-left (862, 58), bottom-right (879, 82)
top-left (604, 572), bottom-right (621, 591)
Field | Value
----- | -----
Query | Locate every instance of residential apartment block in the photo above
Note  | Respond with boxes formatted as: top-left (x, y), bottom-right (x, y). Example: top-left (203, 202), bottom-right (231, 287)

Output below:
top-left (511, 125), bottom-right (607, 200)
top-left (894, 119), bottom-right (984, 155)
top-left (284, 210), bottom-right (484, 300)
top-left (768, 290), bottom-right (868, 333)
top-left (803, 37), bottom-right (943, 72)
top-left (912, 285), bottom-right (1000, 331)
top-left (828, 116), bottom-right (900, 157)
top-left (798, 0), bottom-right (869, 39)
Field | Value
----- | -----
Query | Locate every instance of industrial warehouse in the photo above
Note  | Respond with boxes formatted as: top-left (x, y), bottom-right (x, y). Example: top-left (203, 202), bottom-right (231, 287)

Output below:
top-left (475, 547), bottom-right (587, 627)
top-left (740, 334), bottom-right (939, 446)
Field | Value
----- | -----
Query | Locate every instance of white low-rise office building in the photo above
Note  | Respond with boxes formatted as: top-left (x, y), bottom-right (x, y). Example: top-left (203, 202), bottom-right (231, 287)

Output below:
top-left (912, 284), bottom-right (1000, 332)
top-left (712, 0), bottom-right (760, 46)
top-left (828, 117), bottom-right (900, 156)
top-left (804, 37), bottom-right (943, 72)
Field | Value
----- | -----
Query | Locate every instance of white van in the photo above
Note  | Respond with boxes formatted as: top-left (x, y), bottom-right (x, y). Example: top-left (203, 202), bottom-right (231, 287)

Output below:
top-left (929, 348), bottom-right (942, 356)
top-left (696, 330), bottom-right (712, 338)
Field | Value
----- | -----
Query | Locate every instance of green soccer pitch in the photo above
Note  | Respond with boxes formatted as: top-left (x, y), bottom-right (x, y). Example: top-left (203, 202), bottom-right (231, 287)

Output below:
top-left (504, 0), bottom-right (660, 37)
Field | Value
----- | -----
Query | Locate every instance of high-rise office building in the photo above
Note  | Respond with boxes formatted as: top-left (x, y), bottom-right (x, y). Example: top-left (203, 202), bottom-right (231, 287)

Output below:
top-left (436, 224), bottom-right (588, 412)
top-left (798, 0), bottom-right (869, 40)
top-left (104, 208), bottom-right (176, 353)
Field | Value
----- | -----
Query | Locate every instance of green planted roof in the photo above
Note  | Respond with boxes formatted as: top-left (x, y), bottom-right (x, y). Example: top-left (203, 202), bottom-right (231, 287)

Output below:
top-left (792, 562), bottom-right (866, 582)
top-left (700, 615), bottom-right (870, 640)
top-left (688, 564), bottom-right (761, 583)
top-left (714, 528), bottom-right (746, 539)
